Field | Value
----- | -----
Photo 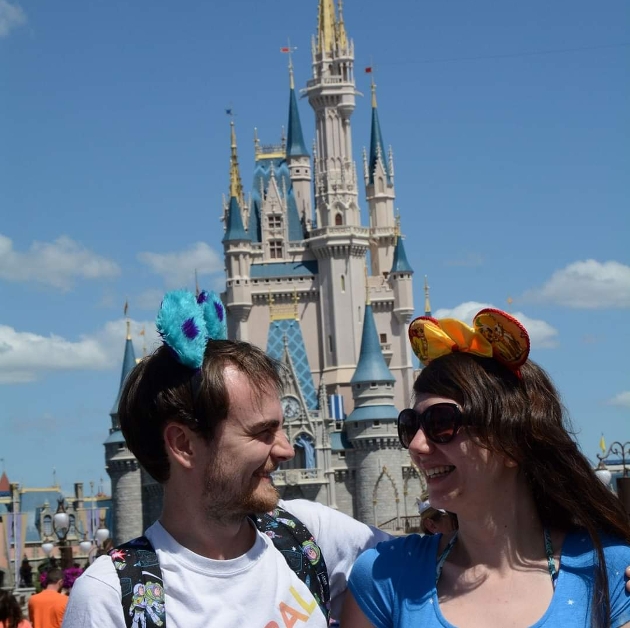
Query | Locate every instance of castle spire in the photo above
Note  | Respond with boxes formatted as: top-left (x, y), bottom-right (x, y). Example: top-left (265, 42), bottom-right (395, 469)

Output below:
top-left (317, 0), bottom-right (337, 53)
top-left (424, 275), bottom-right (432, 317)
top-left (336, 0), bottom-right (348, 50)
top-left (223, 120), bottom-right (250, 243)
top-left (351, 302), bottom-right (395, 386)
top-left (110, 309), bottom-right (137, 427)
top-left (368, 77), bottom-right (391, 185)
top-left (229, 120), bottom-right (243, 204)
top-left (286, 54), bottom-right (309, 158)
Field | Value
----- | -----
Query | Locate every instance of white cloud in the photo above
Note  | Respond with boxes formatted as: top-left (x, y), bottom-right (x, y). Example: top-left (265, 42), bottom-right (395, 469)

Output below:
top-left (0, 233), bottom-right (120, 290)
top-left (0, 319), bottom-right (159, 384)
top-left (523, 260), bottom-right (630, 309)
top-left (608, 392), bottom-right (630, 408)
top-left (433, 301), bottom-right (559, 349)
top-left (138, 242), bottom-right (223, 288)
top-left (0, 0), bottom-right (26, 38)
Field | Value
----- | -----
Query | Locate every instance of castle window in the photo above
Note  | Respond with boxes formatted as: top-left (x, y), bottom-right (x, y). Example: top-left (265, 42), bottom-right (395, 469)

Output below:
top-left (268, 215), bottom-right (282, 230)
top-left (43, 515), bottom-right (52, 536)
top-left (378, 176), bottom-right (384, 194)
top-left (335, 213), bottom-right (343, 226)
top-left (340, 274), bottom-right (345, 292)
top-left (328, 335), bottom-right (334, 353)
top-left (339, 451), bottom-right (346, 459)
top-left (269, 240), bottom-right (283, 259)
top-left (373, 420), bottom-right (381, 427)
top-left (380, 333), bottom-right (387, 343)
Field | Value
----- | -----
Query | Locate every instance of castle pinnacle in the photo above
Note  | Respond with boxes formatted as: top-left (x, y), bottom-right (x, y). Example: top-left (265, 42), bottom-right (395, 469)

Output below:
top-left (424, 275), bottom-right (432, 317)
top-left (223, 120), bottom-right (250, 243)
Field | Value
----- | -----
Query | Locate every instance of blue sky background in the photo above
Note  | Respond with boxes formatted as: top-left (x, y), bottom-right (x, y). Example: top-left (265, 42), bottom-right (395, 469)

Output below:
top-left (1, 0), bottom-right (628, 496)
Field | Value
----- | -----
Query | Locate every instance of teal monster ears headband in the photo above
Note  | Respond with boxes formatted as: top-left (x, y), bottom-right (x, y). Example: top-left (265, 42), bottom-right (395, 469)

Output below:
top-left (156, 289), bottom-right (228, 375)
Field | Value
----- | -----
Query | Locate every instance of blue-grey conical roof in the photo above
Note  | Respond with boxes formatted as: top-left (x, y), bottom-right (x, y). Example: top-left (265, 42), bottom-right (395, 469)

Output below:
top-left (351, 304), bottom-right (395, 384)
top-left (390, 237), bottom-right (413, 274)
top-left (222, 195), bottom-right (250, 243)
top-left (368, 105), bottom-right (391, 185)
top-left (110, 336), bottom-right (136, 420)
top-left (287, 87), bottom-right (308, 157)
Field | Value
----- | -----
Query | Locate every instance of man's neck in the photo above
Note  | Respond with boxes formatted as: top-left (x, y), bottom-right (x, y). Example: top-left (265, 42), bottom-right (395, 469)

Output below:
top-left (159, 488), bottom-right (257, 560)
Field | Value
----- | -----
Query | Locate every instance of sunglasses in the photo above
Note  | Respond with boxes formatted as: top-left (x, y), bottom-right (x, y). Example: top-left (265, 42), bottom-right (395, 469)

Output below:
top-left (397, 402), bottom-right (466, 449)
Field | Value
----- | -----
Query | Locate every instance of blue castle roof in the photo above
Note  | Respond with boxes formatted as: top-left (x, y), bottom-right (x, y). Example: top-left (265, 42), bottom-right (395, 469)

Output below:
top-left (110, 336), bottom-right (137, 419)
top-left (222, 195), bottom-right (250, 243)
top-left (286, 87), bottom-right (308, 157)
top-left (351, 304), bottom-right (396, 384)
top-left (368, 104), bottom-right (391, 186)
top-left (266, 319), bottom-right (318, 410)
top-left (249, 157), bottom-right (304, 243)
top-left (390, 236), bottom-right (413, 274)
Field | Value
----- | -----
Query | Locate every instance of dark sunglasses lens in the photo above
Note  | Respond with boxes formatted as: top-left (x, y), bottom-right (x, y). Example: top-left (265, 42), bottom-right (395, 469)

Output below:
top-left (397, 404), bottom-right (461, 448)
top-left (397, 409), bottom-right (417, 448)
top-left (424, 404), bottom-right (460, 443)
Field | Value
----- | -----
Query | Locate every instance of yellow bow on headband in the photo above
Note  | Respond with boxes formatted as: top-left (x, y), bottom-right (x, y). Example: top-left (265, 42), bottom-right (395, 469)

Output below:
top-left (408, 308), bottom-right (530, 371)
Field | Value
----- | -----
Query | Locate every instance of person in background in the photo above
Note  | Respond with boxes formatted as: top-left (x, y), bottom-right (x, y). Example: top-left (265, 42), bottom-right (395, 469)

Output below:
top-left (28, 569), bottom-right (67, 628)
top-left (343, 308), bottom-right (630, 628)
top-left (0, 590), bottom-right (32, 628)
top-left (417, 492), bottom-right (457, 536)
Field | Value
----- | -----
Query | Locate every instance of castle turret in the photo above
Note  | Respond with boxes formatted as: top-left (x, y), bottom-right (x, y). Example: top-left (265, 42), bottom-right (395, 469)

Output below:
top-left (365, 79), bottom-right (397, 278)
top-left (305, 0), bottom-right (369, 392)
top-left (346, 293), bottom-right (404, 527)
top-left (105, 315), bottom-right (142, 545)
top-left (286, 55), bottom-right (312, 227)
top-left (222, 120), bottom-right (253, 340)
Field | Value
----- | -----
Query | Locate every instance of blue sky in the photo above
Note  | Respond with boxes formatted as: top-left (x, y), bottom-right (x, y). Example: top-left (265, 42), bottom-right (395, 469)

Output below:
top-left (1, 0), bottom-right (628, 496)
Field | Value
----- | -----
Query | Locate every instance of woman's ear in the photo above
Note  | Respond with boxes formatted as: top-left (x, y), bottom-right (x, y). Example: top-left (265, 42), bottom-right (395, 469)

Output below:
top-left (163, 423), bottom-right (196, 470)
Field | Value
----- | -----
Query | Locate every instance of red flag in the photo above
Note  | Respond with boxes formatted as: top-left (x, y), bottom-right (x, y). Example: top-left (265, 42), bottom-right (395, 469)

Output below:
top-left (365, 67), bottom-right (372, 73)
top-left (280, 47), bottom-right (290, 53)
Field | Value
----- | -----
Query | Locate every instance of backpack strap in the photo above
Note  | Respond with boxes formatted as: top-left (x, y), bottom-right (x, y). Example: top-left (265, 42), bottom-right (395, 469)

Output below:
top-left (251, 506), bottom-right (330, 623)
top-left (109, 536), bottom-right (166, 628)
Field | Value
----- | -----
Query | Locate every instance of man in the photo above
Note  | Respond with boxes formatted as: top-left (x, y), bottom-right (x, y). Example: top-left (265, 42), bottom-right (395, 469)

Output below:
top-left (417, 492), bottom-right (457, 536)
top-left (29, 568), bottom-right (68, 628)
top-left (63, 330), bottom-right (390, 628)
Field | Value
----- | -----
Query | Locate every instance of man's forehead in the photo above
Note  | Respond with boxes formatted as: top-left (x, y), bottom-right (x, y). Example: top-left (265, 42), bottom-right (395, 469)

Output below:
top-left (224, 365), bottom-right (280, 410)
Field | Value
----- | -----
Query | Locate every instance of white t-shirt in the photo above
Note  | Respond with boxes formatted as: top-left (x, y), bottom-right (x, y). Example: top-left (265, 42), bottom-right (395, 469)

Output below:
top-left (62, 499), bottom-right (391, 628)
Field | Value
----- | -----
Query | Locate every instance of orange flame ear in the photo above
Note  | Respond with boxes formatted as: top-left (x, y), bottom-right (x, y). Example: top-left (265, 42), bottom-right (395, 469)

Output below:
top-left (472, 308), bottom-right (530, 369)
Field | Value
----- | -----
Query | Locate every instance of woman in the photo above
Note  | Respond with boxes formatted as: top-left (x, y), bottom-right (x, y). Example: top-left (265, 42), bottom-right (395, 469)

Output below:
top-left (0, 590), bottom-right (32, 628)
top-left (342, 308), bottom-right (630, 627)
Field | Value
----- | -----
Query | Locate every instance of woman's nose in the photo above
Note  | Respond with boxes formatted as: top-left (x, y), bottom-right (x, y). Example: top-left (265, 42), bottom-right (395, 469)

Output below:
top-left (408, 427), bottom-right (433, 455)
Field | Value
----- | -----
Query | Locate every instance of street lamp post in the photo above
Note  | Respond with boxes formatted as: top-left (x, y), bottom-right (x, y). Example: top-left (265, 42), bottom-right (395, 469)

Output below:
top-left (597, 441), bottom-right (630, 513)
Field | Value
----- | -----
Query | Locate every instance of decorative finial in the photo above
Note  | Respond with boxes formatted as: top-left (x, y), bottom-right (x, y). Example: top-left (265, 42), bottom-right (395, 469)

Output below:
top-left (394, 213), bottom-right (401, 244)
top-left (139, 326), bottom-right (146, 357)
top-left (254, 127), bottom-right (260, 157)
top-left (123, 300), bottom-right (131, 340)
top-left (281, 40), bottom-right (298, 89)
top-left (371, 76), bottom-right (377, 109)
top-left (280, 125), bottom-right (286, 151)
top-left (424, 275), bottom-right (432, 317)
top-left (229, 118), bottom-right (243, 203)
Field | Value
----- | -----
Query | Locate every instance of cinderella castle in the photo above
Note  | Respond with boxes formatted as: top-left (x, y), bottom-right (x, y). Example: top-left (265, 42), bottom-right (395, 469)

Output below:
top-left (105, 0), bottom-right (429, 544)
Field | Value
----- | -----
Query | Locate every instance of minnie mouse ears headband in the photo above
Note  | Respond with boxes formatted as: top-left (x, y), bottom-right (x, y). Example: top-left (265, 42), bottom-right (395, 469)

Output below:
top-left (156, 289), bottom-right (228, 370)
top-left (408, 308), bottom-right (530, 373)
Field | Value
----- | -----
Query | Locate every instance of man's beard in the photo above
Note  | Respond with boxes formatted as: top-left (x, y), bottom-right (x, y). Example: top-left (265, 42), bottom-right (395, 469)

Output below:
top-left (202, 459), bottom-right (280, 524)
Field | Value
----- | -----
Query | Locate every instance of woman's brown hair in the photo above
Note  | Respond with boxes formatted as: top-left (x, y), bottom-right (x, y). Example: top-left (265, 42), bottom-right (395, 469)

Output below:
top-left (0, 589), bottom-right (24, 628)
top-left (414, 353), bottom-right (630, 628)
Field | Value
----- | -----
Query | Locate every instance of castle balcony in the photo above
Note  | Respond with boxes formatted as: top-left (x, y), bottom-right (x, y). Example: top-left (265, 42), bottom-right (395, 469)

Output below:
top-left (309, 225), bottom-right (370, 239)
top-left (271, 468), bottom-right (327, 487)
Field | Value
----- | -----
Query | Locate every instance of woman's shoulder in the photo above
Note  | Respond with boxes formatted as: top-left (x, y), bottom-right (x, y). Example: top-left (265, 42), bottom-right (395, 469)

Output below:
top-left (355, 533), bottom-right (440, 571)
top-left (563, 529), bottom-right (630, 568)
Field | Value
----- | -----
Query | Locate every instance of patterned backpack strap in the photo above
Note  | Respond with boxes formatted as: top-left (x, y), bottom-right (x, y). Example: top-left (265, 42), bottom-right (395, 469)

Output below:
top-left (251, 506), bottom-right (330, 623)
top-left (109, 536), bottom-right (167, 628)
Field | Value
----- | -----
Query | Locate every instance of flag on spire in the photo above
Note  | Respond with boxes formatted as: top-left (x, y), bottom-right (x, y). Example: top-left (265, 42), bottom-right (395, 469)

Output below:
top-left (600, 433), bottom-right (607, 455)
top-left (123, 300), bottom-right (128, 316)
top-left (365, 66), bottom-right (373, 73)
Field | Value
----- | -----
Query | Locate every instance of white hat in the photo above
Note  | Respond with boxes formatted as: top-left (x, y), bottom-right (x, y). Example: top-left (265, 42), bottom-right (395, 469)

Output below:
top-left (417, 496), bottom-right (446, 518)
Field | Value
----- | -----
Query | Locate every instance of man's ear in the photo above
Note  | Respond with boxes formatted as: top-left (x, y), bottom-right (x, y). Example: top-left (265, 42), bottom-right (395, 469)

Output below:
top-left (163, 423), bottom-right (196, 470)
